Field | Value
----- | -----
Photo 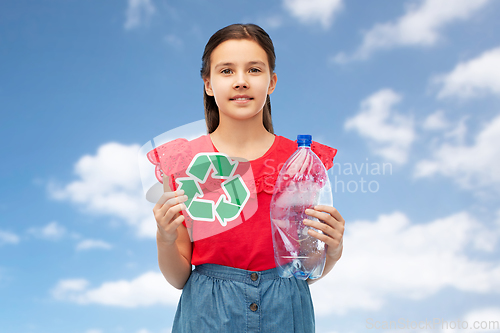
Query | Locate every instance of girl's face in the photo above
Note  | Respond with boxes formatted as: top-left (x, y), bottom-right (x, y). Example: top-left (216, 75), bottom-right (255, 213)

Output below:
top-left (204, 39), bottom-right (277, 123)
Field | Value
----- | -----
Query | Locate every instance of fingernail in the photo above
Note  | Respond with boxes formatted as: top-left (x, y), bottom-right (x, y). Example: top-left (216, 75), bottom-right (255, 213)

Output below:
top-left (181, 204), bottom-right (187, 210)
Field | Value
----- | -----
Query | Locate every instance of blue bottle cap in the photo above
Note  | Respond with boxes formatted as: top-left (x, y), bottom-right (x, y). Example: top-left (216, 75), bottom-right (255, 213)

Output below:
top-left (297, 134), bottom-right (312, 147)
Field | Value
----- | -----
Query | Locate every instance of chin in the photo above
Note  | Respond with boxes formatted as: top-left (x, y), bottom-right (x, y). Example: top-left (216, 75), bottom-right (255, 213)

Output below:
top-left (221, 110), bottom-right (263, 122)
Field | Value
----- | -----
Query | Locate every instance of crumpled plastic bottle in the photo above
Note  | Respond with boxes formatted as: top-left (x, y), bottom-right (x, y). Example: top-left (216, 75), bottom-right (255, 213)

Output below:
top-left (270, 134), bottom-right (333, 280)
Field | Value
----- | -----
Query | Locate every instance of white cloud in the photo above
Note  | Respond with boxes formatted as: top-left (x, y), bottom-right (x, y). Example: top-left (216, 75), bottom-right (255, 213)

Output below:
top-left (310, 211), bottom-right (500, 315)
top-left (164, 34), bottom-right (183, 49)
top-left (0, 230), bottom-right (20, 245)
top-left (422, 110), bottom-right (450, 130)
top-left (283, 0), bottom-right (343, 28)
top-left (136, 329), bottom-right (152, 333)
top-left (52, 271), bottom-right (181, 307)
top-left (422, 111), bottom-right (468, 144)
top-left (344, 89), bottom-right (415, 164)
top-left (435, 46), bottom-right (500, 99)
top-left (443, 116), bottom-right (468, 144)
top-left (442, 307), bottom-right (500, 332)
top-left (258, 15), bottom-right (284, 30)
top-left (28, 221), bottom-right (66, 241)
top-left (48, 142), bottom-right (156, 238)
top-left (414, 113), bottom-right (500, 190)
top-left (50, 210), bottom-right (500, 317)
top-left (52, 279), bottom-right (89, 299)
top-left (124, 0), bottom-right (156, 30)
top-left (333, 0), bottom-right (491, 63)
top-left (76, 239), bottom-right (112, 251)
top-left (85, 330), bottom-right (103, 333)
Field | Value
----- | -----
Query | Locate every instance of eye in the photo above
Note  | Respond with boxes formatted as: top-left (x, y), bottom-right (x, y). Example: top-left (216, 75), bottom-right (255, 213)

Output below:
top-left (221, 69), bottom-right (233, 74)
top-left (249, 68), bottom-right (261, 73)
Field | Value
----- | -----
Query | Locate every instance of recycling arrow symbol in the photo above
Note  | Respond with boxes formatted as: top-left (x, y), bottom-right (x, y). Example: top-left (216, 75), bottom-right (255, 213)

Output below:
top-left (175, 153), bottom-right (250, 227)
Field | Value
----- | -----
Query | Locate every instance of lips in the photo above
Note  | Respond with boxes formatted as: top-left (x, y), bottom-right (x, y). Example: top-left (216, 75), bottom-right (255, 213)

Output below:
top-left (230, 95), bottom-right (253, 101)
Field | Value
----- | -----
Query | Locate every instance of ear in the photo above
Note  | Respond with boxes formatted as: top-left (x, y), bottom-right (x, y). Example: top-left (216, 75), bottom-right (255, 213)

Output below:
top-left (267, 73), bottom-right (277, 95)
top-left (204, 78), bottom-right (214, 96)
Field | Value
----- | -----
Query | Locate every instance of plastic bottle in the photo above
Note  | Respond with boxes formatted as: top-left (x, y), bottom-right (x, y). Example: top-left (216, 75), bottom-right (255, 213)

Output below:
top-left (270, 134), bottom-right (333, 280)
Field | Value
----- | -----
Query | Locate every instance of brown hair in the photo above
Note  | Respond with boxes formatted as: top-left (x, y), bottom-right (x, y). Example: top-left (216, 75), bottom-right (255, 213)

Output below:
top-left (201, 23), bottom-right (276, 134)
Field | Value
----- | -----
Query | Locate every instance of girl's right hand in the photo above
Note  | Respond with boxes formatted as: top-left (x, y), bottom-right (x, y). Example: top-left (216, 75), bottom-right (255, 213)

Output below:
top-left (153, 188), bottom-right (189, 245)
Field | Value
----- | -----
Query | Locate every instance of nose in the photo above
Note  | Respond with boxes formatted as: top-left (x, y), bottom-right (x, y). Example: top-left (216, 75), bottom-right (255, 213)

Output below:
top-left (233, 73), bottom-right (248, 89)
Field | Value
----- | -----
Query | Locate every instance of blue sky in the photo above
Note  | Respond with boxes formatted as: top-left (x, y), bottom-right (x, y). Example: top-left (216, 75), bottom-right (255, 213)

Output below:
top-left (1, 0), bottom-right (500, 332)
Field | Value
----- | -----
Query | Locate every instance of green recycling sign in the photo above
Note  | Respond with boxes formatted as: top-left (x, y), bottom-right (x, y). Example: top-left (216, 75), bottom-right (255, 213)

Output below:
top-left (175, 153), bottom-right (250, 227)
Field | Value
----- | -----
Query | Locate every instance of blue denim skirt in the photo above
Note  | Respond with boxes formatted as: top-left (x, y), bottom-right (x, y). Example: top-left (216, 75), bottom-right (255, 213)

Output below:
top-left (172, 264), bottom-right (315, 333)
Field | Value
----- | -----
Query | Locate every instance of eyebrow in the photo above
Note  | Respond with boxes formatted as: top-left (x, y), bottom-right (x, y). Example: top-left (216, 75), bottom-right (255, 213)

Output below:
top-left (214, 61), bottom-right (267, 69)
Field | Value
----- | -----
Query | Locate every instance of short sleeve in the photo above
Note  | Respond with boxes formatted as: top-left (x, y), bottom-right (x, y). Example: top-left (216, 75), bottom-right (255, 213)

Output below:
top-left (311, 141), bottom-right (337, 170)
top-left (146, 138), bottom-right (191, 190)
top-left (252, 136), bottom-right (337, 194)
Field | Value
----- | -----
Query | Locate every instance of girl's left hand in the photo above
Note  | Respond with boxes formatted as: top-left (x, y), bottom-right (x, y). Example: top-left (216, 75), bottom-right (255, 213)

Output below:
top-left (304, 205), bottom-right (345, 261)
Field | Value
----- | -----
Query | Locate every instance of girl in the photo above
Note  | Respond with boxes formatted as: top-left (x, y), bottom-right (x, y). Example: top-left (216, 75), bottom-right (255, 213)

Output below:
top-left (152, 23), bottom-right (345, 332)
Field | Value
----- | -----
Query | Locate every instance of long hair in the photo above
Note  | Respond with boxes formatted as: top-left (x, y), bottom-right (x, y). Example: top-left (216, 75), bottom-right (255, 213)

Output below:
top-left (200, 24), bottom-right (276, 134)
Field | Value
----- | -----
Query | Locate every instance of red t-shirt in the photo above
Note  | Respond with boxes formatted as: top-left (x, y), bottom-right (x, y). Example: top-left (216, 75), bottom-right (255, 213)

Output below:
top-left (148, 134), bottom-right (337, 271)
